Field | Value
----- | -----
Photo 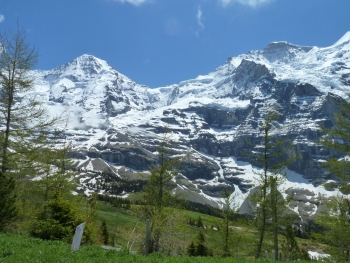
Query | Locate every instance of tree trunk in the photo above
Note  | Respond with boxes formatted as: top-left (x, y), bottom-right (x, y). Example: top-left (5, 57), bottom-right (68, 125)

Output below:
top-left (256, 208), bottom-right (266, 258)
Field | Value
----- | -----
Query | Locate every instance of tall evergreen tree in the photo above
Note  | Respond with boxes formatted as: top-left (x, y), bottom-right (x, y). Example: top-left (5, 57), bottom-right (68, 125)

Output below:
top-left (101, 220), bottom-right (109, 245)
top-left (196, 216), bottom-right (204, 228)
top-left (0, 26), bottom-right (64, 231)
top-left (218, 189), bottom-right (239, 257)
top-left (187, 241), bottom-right (196, 256)
top-left (195, 230), bottom-right (208, 256)
top-left (0, 171), bottom-right (16, 231)
top-left (0, 26), bottom-right (39, 230)
top-left (317, 96), bottom-right (350, 261)
top-left (320, 96), bottom-right (350, 190)
top-left (281, 224), bottom-right (309, 260)
top-left (316, 195), bottom-right (350, 261)
top-left (250, 107), bottom-right (298, 259)
top-left (142, 131), bottom-right (182, 253)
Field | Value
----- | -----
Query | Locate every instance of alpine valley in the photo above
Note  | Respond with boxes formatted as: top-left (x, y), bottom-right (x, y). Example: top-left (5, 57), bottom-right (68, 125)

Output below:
top-left (33, 32), bottom-right (350, 221)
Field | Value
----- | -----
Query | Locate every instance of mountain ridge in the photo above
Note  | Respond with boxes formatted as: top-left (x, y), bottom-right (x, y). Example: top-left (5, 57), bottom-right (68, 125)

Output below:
top-left (31, 32), bottom-right (350, 220)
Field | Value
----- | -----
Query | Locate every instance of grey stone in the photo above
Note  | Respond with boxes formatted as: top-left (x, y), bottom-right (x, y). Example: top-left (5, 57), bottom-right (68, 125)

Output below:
top-left (71, 222), bottom-right (85, 251)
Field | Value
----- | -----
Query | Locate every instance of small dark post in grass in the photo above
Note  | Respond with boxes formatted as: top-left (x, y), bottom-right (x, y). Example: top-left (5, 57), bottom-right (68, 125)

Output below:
top-left (71, 222), bottom-right (85, 251)
top-left (145, 219), bottom-right (151, 256)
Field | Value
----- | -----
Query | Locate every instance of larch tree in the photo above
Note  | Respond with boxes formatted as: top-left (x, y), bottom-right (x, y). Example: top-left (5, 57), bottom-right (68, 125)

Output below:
top-left (250, 107), bottom-right (298, 259)
top-left (315, 195), bottom-right (350, 261)
top-left (320, 95), bottom-right (350, 190)
top-left (0, 26), bottom-right (61, 230)
top-left (218, 189), bottom-right (239, 257)
top-left (317, 95), bottom-right (350, 261)
top-left (142, 131), bottom-right (183, 254)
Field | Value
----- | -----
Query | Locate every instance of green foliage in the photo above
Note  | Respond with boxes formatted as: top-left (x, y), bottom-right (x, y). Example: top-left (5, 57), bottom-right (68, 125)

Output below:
top-left (0, 26), bottom-right (60, 176)
top-left (315, 195), bottom-right (350, 261)
top-left (195, 230), bottom-right (208, 256)
top-left (0, 173), bottom-right (17, 231)
top-left (1, 232), bottom-right (319, 262)
top-left (196, 216), bottom-right (204, 228)
top-left (142, 140), bottom-right (181, 212)
top-left (101, 220), bottom-right (109, 245)
top-left (317, 95), bottom-right (350, 261)
top-left (141, 131), bottom-right (183, 253)
top-left (319, 95), bottom-right (350, 185)
top-left (249, 108), bottom-right (298, 259)
top-left (281, 225), bottom-right (309, 261)
top-left (86, 192), bottom-right (99, 224)
top-left (0, 26), bottom-right (38, 231)
top-left (188, 217), bottom-right (195, 226)
top-left (0, 26), bottom-right (66, 232)
top-left (98, 192), bottom-right (132, 210)
top-left (30, 218), bottom-right (72, 241)
top-left (101, 171), bottom-right (146, 196)
top-left (187, 241), bottom-right (196, 256)
top-left (217, 189), bottom-right (239, 257)
top-left (30, 194), bottom-right (92, 243)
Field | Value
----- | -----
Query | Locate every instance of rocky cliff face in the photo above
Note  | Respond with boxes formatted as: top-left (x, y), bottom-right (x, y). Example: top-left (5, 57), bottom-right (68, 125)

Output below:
top-left (33, 32), bottom-right (350, 220)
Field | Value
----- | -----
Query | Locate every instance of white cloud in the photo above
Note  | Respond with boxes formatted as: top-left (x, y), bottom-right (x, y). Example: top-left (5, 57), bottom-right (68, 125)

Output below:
top-left (196, 6), bottom-right (204, 29)
top-left (165, 18), bottom-right (181, 37)
top-left (111, 0), bottom-right (152, 6)
top-left (0, 15), bottom-right (4, 23)
top-left (219, 0), bottom-right (274, 8)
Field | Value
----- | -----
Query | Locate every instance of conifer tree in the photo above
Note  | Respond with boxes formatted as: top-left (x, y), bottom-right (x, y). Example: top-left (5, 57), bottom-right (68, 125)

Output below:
top-left (317, 96), bottom-right (350, 261)
top-left (316, 195), bottom-right (350, 261)
top-left (320, 95), bottom-right (350, 190)
top-left (142, 131), bottom-right (182, 253)
top-left (187, 241), bottom-right (196, 256)
top-left (0, 171), bottom-right (16, 231)
top-left (281, 224), bottom-right (309, 260)
top-left (195, 230), bottom-right (208, 256)
top-left (101, 220), bottom-right (109, 245)
top-left (0, 26), bottom-right (37, 229)
top-left (250, 107), bottom-right (298, 259)
top-left (218, 189), bottom-right (239, 257)
top-left (0, 26), bottom-right (61, 230)
top-left (196, 216), bottom-right (204, 228)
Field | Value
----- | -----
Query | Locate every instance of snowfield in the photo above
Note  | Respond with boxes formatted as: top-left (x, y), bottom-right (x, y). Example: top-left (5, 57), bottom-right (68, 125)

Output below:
top-left (28, 32), bottom-right (350, 218)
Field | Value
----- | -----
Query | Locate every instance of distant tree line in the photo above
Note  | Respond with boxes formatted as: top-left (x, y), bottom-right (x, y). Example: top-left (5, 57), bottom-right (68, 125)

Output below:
top-left (97, 194), bottom-right (131, 210)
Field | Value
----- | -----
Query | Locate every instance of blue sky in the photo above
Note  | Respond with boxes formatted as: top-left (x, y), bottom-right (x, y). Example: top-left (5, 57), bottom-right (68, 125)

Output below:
top-left (1, 0), bottom-right (350, 87)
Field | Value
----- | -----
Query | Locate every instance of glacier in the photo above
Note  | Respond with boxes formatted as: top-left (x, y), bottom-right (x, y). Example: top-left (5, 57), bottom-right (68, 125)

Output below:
top-left (29, 32), bottom-right (350, 220)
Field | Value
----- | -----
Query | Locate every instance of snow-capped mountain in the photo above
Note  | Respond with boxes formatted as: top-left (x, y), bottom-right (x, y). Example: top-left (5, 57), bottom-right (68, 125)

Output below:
top-left (34, 32), bottom-right (350, 219)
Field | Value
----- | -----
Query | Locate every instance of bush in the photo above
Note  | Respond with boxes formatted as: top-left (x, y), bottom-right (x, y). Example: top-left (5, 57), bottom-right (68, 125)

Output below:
top-left (30, 195), bottom-right (92, 243)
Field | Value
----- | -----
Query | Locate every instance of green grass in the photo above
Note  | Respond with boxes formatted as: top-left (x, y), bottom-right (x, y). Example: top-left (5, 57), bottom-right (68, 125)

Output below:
top-left (0, 200), bottom-right (327, 262)
top-left (91, 202), bottom-right (326, 259)
top-left (3, 198), bottom-right (324, 261)
top-left (0, 233), bottom-right (312, 263)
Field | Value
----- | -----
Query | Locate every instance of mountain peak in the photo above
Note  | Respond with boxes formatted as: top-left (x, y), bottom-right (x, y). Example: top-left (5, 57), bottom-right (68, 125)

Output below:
top-left (75, 54), bottom-right (102, 63)
top-left (74, 54), bottom-right (110, 69)
top-left (259, 41), bottom-right (312, 63)
top-left (263, 41), bottom-right (312, 53)
top-left (56, 54), bottom-right (112, 78)
top-left (332, 31), bottom-right (350, 46)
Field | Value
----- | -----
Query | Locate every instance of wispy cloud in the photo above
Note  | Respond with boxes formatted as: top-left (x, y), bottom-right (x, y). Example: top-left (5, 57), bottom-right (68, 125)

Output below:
top-left (111, 0), bottom-right (152, 6)
top-left (196, 6), bottom-right (204, 29)
top-left (219, 0), bottom-right (274, 8)
top-left (0, 15), bottom-right (5, 23)
top-left (165, 18), bottom-right (181, 37)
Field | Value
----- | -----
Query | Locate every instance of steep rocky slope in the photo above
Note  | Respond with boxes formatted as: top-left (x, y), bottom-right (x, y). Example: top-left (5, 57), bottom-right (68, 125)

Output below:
top-left (33, 32), bottom-right (350, 219)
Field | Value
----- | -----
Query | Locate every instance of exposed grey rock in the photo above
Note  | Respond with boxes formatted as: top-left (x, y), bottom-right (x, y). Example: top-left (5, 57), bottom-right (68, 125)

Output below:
top-left (31, 34), bottom-right (350, 218)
